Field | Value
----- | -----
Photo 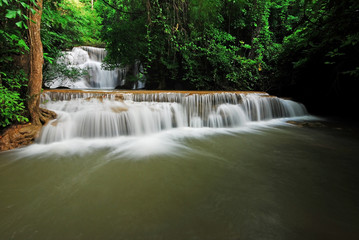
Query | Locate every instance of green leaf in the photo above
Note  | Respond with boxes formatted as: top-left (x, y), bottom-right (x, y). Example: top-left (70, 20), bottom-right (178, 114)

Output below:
top-left (9, 34), bottom-right (19, 41)
top-left (43, 53), bottom-right (54, 64)
top-left (5, 10), bottom-right (17, 19)
top-left (16, 21), bottom-right (23, 28)
top-left (18, 39), bottom-right (29, 51)
top-left (0, 0), bottom-right (9, 7)
top-left (20, 2), bottom-right (30, 9)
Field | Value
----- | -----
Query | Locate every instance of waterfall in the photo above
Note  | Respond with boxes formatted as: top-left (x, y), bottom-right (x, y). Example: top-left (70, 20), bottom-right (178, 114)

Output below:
top-left (39, 91), bottom-right (308, 144)
top-left (45, 46), bottom-right (144, 89)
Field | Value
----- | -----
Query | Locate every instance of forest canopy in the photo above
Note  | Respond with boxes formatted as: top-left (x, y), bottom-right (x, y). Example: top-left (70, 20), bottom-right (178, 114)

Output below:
top-left (1, 0), bottom-right (359, 128)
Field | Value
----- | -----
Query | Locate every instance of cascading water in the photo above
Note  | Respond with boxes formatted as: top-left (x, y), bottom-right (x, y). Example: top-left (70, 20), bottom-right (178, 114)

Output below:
top-left (45, 46), bottom-right (142, 89)
top-left (39, 91), bottom-right (308, 144)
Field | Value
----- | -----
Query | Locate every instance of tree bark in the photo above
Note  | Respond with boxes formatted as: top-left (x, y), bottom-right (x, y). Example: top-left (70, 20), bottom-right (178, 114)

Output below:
top-left (27, 0), bottom-right (44, 125)
top-left (248, 25), bottom-right (262, 59)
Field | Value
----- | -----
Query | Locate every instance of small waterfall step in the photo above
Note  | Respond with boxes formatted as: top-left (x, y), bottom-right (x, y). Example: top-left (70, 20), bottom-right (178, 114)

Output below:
top-left (39, 90), bottom-right (308, 144)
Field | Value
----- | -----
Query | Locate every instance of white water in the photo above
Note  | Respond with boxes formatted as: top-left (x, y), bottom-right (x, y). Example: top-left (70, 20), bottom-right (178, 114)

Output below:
top-left (39, 91), bottom-right (309, 144)
top-left (46, 47), bottom-right (129, 89)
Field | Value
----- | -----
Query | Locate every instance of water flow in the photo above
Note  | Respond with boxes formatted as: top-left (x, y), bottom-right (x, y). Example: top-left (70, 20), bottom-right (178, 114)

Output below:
top-left (39, 91), bottom-right (308, 144)
top-left (46, 46), bottom-right (126, 89)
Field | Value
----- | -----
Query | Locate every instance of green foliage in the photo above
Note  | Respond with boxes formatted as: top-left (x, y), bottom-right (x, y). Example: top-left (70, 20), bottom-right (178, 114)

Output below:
top-left (0, 0), bottom-right (34, 60)
top-left (97, 0), bottom-right (146, 67)
top-left (1, 0), bottom-right (37, 30)
top-left (274, 0), bottom-right (359, 95)
top-left (98, 0), bottom-right (290, 91)
top-left (0, 71), bottom-right (29, 128)
top-left (0, 0), bottom-right (34, 128)
top-left (42, 0), bottom-right (102, 53)
top-left (180, 26), bottom-right (256, 90)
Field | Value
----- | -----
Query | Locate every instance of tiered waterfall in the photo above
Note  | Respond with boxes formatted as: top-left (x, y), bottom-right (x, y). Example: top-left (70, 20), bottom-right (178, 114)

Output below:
top-left (39, 91), bottom-right (308, 144)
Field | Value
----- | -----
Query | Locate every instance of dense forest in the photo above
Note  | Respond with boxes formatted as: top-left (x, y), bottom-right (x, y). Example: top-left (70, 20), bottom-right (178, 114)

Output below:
top-left (1, 0), bottom-right (358, 129)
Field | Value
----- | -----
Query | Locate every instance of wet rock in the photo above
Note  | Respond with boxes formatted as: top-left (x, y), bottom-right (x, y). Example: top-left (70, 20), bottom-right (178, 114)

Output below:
top-left (287, 121), bottom-right (326, 128)
top-left (0, 124), bottom-right (42, 151)
top-left (111, 106), bottom-right (128, 113)
top-left (114, 94), bottom-right (124, 101)
top-left (85, 96), bottom-right (105, 102)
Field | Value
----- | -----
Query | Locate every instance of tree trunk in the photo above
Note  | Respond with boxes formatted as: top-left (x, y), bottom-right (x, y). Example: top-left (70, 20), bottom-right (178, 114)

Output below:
top-left (27, 0), bottom-right (44, 126)
top-left (248, 25), bottom-right (261, 59)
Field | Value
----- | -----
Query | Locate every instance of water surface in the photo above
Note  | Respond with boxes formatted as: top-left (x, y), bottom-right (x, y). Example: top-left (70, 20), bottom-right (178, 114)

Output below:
top-left (1, 121), bottom-right (359, 240)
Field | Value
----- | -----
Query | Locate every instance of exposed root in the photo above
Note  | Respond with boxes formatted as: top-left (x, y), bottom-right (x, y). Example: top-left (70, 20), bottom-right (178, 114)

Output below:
top-left (0, 124), bottom-right (42, 151)
top-left (39, 108), bottom-right (57, 125)
top-left (0, 108), bottom-right (57, 152)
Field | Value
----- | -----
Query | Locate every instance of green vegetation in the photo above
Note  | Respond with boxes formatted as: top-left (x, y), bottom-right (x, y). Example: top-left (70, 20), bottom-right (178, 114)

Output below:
top-left (98, 0), bottom-right (273, 90)
top-left (0, 70), bottom-right (28, 127)
top-left (1, 0), bottom-right (101, 128)
top-left (1, 0), bottom-right (358, 128)
top-left (97, 0), bottom-right (308, 90)
top-left (98, 0), bottom-right (359, 93)
top-left (0, 0), bottom-right (33, 128)
top-left (274, 0), bottom-right (359, 114)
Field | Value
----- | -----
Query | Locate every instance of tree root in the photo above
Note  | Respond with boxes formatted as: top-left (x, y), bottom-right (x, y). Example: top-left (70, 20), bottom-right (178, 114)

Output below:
top-left (0, 108), bottom-right (57, 151)
top-left (0, 124), bottom-right (42, 151)
top-left (39, 108), bottom-right (57, 125)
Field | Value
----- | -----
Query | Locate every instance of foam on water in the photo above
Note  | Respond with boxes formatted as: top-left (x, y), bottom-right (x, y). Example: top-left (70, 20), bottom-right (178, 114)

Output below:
top-left (5, 91), bottom-right (310, 159)
top-left (14, 128), bottom-right (209, 160)
top-left (12, 115), bottom-right (321, 160)
top-left (39, 91), bottom-right (309, 144)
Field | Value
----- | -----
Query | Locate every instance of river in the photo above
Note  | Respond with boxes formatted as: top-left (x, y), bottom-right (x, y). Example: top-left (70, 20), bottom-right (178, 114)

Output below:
top-left (1, 46), bottom-right (358, 239)
top-left (1, 92), bottom-right (358, 239)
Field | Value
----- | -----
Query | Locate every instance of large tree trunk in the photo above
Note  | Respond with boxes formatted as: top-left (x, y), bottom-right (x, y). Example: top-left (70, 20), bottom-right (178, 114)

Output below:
top-left (1, 0), bottom-right (57, 152)
top-left (27, 0), bottom-right (44, 125)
